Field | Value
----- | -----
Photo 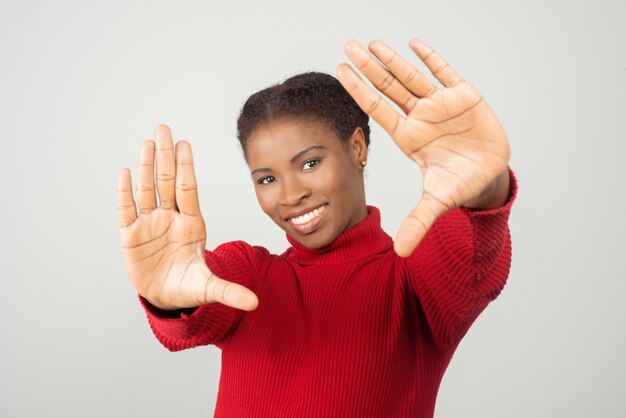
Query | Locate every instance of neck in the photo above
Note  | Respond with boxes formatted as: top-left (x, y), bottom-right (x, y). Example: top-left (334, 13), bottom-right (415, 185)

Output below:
top-left (282, 205), bottom-right (393, 265)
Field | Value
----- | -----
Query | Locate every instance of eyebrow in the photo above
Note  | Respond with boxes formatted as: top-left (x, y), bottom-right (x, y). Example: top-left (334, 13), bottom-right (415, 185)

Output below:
top-left (250, 145), bottom-right (326, 176)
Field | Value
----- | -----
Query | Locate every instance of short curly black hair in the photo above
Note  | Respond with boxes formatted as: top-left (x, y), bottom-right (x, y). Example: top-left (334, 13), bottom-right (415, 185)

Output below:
top-left (236, 71), bottom-right (370, 161)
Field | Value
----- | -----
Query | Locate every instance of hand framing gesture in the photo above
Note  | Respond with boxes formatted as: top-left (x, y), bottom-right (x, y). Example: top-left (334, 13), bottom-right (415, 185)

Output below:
top-left (117, 125), bottom-right (259, 311)
top-left (337, 39), bottom-right (511, 257)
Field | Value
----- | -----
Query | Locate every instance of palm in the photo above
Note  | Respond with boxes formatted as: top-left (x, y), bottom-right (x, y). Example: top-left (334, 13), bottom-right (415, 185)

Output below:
top-left (401, 82), bottom-right (509, 212)
top-left (120, 207), bottom-right (209, 310)
top-left (338, 38), bottom-right (510, 257)
top-left (117, 125), bottom-right (258, 311)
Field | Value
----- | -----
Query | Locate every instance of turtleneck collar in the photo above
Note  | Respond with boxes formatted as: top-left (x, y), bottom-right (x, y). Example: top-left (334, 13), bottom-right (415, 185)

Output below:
top-left (282, 205), bottom-right (393, 265)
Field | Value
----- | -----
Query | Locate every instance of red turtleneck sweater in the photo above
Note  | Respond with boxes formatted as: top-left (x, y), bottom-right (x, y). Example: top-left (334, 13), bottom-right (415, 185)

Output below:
top-left (139, 167), bottom-right (518, 418)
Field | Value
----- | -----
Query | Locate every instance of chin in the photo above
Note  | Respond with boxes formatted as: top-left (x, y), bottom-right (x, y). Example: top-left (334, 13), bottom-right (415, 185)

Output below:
top-left (294, 229), bottom-right (339, 249)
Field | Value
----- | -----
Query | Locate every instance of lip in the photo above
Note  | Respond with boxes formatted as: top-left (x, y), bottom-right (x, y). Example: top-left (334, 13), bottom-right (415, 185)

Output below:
top-left (286, 204), bottom-right (328, 235)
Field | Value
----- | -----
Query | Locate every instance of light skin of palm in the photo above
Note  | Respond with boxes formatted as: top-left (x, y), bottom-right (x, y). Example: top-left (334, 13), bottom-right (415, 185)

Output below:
top-left (337, 38), bottom-right (511, 257)
top-left (117, 130), bottom-right (259, 311)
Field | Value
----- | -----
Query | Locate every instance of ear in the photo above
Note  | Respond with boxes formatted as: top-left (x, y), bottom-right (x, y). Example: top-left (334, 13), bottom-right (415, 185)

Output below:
top-left (348, 127), bottom-right (368, 170)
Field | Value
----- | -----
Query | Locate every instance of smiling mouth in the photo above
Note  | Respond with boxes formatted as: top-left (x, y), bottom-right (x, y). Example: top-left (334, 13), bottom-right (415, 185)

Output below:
top-left (285, 204), bottom-right (329, 235)
top-left (287, 204), bottom-right (327, 225)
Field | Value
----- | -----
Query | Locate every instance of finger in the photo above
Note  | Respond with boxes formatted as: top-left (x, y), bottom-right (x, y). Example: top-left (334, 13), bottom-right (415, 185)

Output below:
top-left (117, 168), bottom-right (137, 228)
top-left (344, 40), bottom-right (417, 114)
top-left (175, 140), bottom-right (201, 217)
top-left (336, 62), bottom-right (404, 137)
top-left (154, 124), bottom-right (177, 210)
top-left (136, 140), bottom-right (157, 214)
top-left (394, 192), bottom-right (450, 258)
top-left (368, 39), bottom-right (438, 99)
top-left (205, 273), bottom-right (259, 311)
top-left (409, 39), bottom-right (463, 88)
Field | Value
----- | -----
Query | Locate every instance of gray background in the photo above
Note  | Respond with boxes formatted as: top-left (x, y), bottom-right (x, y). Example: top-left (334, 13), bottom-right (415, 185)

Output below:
top-left (1, 0), bottom-right (624, 417)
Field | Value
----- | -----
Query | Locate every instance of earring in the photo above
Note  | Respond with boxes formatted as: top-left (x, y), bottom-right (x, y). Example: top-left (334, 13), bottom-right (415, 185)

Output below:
top-left (360, 160), bottom-right (367, 167)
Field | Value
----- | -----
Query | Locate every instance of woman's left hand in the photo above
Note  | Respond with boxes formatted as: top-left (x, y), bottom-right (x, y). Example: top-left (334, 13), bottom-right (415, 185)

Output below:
top-left (337, 39), bottom-right (511, 257)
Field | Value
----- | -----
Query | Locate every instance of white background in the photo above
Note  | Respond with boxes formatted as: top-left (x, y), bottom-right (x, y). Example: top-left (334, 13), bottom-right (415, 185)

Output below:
top-left (1, 0), bottom-right (625, 417)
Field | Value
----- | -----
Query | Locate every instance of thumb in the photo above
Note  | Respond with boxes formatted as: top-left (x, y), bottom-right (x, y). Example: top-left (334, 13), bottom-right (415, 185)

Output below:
top-left (201, 266), bottom-right (259, 311)
top-left (394, 193), bottom-right (449, 258)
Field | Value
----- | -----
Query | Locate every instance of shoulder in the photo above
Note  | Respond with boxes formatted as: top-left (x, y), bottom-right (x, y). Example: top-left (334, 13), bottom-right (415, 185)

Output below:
top-left (210, 240), bottom-right (271, 261)
top-left (203, 240), bottom-right (274, 274)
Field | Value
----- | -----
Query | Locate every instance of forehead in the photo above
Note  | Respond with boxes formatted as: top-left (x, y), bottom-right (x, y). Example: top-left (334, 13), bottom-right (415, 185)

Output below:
top-left (246, 119), bottom-right (344, 166)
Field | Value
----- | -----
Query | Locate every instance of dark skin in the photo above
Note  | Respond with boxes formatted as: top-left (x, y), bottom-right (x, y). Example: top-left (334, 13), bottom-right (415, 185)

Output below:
top-left (117, 38), bottom-right (510, 312)
top-left (247, 119), bottom-right (369, 250)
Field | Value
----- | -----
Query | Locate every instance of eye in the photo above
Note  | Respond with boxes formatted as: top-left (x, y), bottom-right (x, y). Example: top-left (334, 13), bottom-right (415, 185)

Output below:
top-left (302, 159), bottom-right (320, 171)
top-left (258, 176), bottom-right (275, 185)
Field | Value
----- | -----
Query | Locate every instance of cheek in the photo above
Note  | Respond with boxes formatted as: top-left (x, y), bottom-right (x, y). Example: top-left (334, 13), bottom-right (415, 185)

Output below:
top-left (314, 162), bottom-right (354, 196)
top-left (254, 187), bottom-right (279, 216)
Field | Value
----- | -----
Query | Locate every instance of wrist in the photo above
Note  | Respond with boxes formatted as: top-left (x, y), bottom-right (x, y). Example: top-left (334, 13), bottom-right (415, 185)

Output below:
top-left (144, 295), bottom-right (183, 311)
top-left (141, 295), bottom-right (198, 318)
top-left (463, 168), bottom-right (510, 210)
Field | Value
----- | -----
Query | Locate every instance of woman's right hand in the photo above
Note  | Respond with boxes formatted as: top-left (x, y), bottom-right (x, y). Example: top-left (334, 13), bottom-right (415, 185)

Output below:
top-left (117, 124), bottom-right (259, 312)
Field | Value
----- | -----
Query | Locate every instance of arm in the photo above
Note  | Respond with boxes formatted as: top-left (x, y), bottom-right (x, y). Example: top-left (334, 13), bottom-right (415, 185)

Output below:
top-left (337, 38), bottom-right (517, 350)
top-left (407, 166), bottom-right (518, 351)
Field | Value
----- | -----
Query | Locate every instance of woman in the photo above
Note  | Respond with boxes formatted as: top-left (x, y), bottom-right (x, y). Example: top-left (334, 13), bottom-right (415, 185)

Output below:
top-left (117, 39), bottom-right (517, 418)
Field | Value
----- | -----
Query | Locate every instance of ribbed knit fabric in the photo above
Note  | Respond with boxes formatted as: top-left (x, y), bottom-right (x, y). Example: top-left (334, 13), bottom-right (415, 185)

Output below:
top-left (139, 167), bottom-right (518, 418)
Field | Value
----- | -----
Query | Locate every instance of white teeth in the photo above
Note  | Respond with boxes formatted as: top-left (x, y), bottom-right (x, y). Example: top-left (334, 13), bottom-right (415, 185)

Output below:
top-left (289, 205), bottom-right (325, 225)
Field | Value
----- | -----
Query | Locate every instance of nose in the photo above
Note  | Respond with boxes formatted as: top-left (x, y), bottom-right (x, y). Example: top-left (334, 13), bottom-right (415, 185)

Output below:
top-left (279, 175), bottom-right (311, 206)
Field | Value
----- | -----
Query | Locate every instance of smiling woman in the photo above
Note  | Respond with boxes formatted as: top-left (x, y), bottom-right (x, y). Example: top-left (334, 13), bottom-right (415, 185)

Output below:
top-left (119, 39), bottom-right (518, 418)
top-left (238, 72), bottom-right (373, 249)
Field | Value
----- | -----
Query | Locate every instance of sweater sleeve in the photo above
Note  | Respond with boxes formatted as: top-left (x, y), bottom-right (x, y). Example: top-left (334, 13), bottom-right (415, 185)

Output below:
top-left (406, 166), bottom-right (518, 352)
top-left (138, 240), bottom-right (268, 352)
